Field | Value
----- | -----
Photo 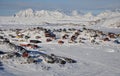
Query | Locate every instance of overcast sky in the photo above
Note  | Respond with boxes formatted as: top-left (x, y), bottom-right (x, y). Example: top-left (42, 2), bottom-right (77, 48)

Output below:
top-left (0, 0), bottom-right (120, 16)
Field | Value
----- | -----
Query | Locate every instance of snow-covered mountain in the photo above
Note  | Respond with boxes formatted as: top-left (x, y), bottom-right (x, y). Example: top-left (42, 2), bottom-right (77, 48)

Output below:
top-left (97, 10), bottom-right (120, 19)
top-left (14, 8), bottom-right (68, 19)
top-left (0, 8), bottom-right (120, 28)
top-left (14, 9), bottom-right (96, 20)
top-left (14, 8), bottom-right (34, 17)
top-left (102, 16), bottom-right (120, 28)
top-left (96, 10), bottom-right (120, 28)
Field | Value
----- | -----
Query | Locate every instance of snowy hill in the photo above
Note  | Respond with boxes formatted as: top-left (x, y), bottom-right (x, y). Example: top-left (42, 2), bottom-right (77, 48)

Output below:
top-left (102, 16), bottom-right (120, 28)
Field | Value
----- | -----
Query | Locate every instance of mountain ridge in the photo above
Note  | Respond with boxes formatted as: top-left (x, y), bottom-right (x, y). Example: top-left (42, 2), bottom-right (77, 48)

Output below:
top-left (0, 8), bottom-right (120, 28)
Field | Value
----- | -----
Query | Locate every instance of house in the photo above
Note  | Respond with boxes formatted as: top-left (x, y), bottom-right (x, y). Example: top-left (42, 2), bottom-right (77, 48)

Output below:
top-left (35, 36), bottom-right (41, 39)
top-left (114, 40), bottom-right (120, 44)
top-left (22, 52), bottom-right (29, 58)
top-left (27, 44), bottom-right (39, 49)
top-left (16, 35), bottom-right (23, 38)
top-left (30, 40), bottom-right (42, 44)
top-left (62, 34), bottom-right (69, 39)
top-left (58, 40), bottom-right (64, 44)
top-left (20, 43), bottom-right (39, 49)
top-left (9, 34), bottom-right (16, 38)
top-left (0, 36), bottom-right (4, 39)
top-left (46, 38), bottom-right (52, 42)
top-left (25, 35), bottom-right (30, 39)
top-left (44, 30), bottom-right (56, 39)
top-left (108, 32), bottom-right (116, 38)
top-left (71, 35), bottom-right (77, 41)
top-left (103, 38), bottom-right (110, 41)
top-left (74, 32), bottom-right (80, 36)
top-left (20, 44), bottom-right (28, 47)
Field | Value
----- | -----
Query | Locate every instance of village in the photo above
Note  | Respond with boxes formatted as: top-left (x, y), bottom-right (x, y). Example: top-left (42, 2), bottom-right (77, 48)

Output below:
top-left (0, 26), bottom-right (120, 66)
top-left (0, 26), bottom-right (120, 45)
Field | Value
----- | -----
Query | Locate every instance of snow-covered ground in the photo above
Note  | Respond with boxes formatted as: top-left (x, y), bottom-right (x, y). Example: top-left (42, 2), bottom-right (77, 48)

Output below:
top-left (0, 43), bottom-right (120, 76)
top-left (0, 9), bottom-right (120, 76)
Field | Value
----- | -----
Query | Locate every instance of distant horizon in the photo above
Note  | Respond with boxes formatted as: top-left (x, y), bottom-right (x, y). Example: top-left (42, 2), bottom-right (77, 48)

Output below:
top-left (0, 0), bottom-right (120, 16)
top-left (0, 8), bottom-right (119, 16)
